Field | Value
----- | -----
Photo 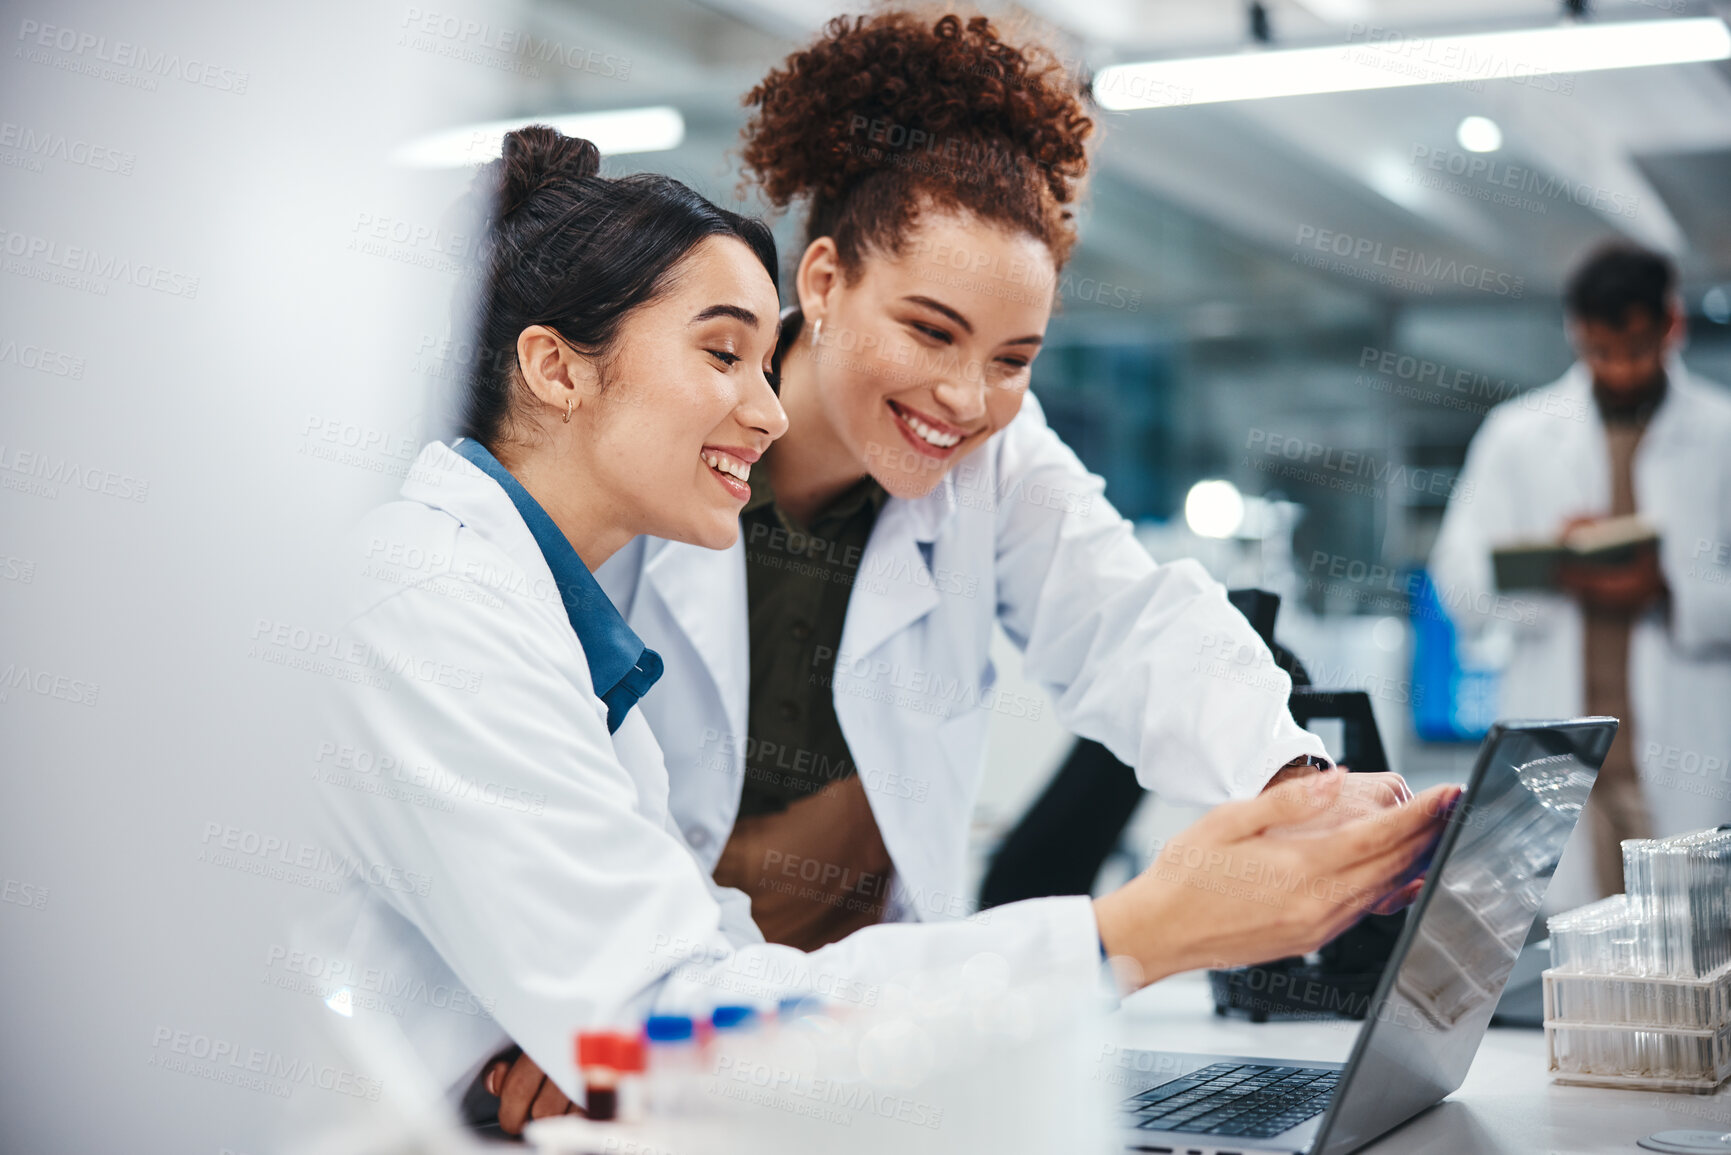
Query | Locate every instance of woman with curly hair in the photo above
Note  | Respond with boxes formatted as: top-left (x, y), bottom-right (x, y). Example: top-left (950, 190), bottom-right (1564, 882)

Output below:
top-left (605, 7), bottom-right (1411, 947)
top-left (475, 11), bottom-right (1440, 1130)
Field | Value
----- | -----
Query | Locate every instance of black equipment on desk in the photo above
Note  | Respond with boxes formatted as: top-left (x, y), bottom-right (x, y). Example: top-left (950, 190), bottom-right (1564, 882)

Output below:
top-left (1212, 592), bottom-right (1408, 1023)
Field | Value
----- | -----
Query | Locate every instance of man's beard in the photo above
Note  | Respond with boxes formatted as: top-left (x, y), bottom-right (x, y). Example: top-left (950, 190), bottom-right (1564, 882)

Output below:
top-left (1593, 370), bottom-right (1667, 423)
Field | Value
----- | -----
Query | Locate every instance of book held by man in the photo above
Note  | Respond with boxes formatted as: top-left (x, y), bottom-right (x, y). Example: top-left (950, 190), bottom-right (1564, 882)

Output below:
top-left (1492, 514), bottom-right (1660, 591)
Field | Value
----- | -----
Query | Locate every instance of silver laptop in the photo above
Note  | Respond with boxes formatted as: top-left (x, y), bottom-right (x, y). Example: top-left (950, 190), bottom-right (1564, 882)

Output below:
top-left (1114, 718), bottom-right (1616, 1155)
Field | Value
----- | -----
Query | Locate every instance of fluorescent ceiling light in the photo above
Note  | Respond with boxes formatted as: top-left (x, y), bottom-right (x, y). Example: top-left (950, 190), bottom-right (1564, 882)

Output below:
top-left (390, 106), bottom-right (685, 168)
top-left (1096, 18), bottom-right (1731, 110)
top-left (1293, 0), bottom-right (1373, 22)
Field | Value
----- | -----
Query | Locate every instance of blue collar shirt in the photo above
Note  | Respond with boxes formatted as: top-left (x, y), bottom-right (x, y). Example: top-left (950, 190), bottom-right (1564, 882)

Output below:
top-left (453, 438), bottom-right (662, 733)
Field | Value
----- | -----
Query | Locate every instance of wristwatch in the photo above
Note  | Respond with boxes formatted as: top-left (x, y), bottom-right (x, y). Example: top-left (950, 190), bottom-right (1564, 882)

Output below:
top-left (1283, 754), bottom-right (1334, 772)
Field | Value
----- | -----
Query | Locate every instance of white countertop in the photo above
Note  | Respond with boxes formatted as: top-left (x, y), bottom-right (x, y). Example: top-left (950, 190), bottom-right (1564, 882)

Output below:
top-left (1114, 972), bottom-right (1731, 1154)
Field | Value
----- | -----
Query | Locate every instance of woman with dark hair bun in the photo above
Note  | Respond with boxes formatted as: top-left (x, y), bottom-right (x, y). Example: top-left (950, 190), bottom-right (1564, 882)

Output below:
top-left (323, 124), bottom-right (804, 1126)
top-left (464, 15), bottom-right (1450, 1133)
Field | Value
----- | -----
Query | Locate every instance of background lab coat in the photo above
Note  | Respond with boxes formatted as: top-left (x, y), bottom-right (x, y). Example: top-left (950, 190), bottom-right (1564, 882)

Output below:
top-left (319, 442), bottom-right (1106, 1104)
top-left (596, 393), bottom-right (1328, 918)
top-left (1430, 361), bottom-right (1731, 838)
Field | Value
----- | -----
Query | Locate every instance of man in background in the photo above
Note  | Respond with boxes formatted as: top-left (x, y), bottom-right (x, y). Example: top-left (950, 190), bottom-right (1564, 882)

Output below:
top-left (1431, 243), bottom-right (1731, 895)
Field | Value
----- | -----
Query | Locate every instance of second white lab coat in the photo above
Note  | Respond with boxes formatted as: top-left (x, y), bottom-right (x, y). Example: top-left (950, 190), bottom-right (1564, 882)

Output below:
top-left (1429, 361), bottom-right (1731, 834)
top-left (317, 442), bottom-right (1105, 1104)
top-left (596, 394), bottom-right (1325, 919)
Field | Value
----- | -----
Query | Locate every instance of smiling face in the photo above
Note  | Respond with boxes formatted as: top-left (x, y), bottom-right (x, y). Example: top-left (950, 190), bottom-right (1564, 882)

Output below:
top-left (786, 208), bottom-right (1056, 502)
top-left (590, 236), bottom-right (787, 549)
top-left (510, 234), bottom-right (786, 562)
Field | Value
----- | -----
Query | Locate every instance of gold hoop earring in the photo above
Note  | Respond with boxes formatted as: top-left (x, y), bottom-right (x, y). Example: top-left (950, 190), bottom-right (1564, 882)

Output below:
top-left (809, 317), bottom-right (823, 347)
top-left (564, 397), bottom-right (574, 423)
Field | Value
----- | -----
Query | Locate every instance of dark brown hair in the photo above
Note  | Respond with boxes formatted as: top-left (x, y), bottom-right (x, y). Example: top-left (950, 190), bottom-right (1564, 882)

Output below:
top-left (460, 125), bottom-right (779, 447)
top-left (740, 10), bottom-right (1093, 277)
top-left (1565, 242), bottom-right (1676, 328)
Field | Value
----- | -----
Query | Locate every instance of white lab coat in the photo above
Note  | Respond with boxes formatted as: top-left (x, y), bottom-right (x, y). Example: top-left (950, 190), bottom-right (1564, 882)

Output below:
top-left (317, 441), bottom-right (1105, 1104)
top-left (595, 394), bottom-right (1326, 918)
top-left (1429, 361), bottom-right (1731, 834)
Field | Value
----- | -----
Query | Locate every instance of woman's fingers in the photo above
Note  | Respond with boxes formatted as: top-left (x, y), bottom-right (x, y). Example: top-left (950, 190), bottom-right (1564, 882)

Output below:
top-left (1322, 783), bottom-right (1459, 872)
top-left (1369, 878), bottom-right (1427, 917)
top-left (1340, 771), bottom-right (1413, 807)
top-left (482, 1045), bottom-right (522, 1098)
top-left (1277, 785), bottom-right (1456, 932)
top-left (529, 1075), bottom-right (572, 1121)
top-left (1267, 777), bottom-right (1410, 837)
top-left (1326, 807), bottom-right (1455, 916)
top-left (491, 1049), bottom-right (575, 1135)
top-left (497, 1052), bottom-right (549, 1135)
top-left (1202, 768), bottom-right (1347, 842)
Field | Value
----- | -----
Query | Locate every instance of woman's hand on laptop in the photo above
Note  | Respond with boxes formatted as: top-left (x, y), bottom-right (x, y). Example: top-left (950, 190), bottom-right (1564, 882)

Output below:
top-left (1266, 769), bottom-right (1414, 838)
top-left (1094, 769), bottom-right (1460, 991)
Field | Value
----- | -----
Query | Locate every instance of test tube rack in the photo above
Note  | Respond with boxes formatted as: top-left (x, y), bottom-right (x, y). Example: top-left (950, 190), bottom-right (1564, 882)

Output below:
top-left (1542, 829), bottom-right (1731, 1092)
top-left (1543, 961), bottom-right (1731, 1092)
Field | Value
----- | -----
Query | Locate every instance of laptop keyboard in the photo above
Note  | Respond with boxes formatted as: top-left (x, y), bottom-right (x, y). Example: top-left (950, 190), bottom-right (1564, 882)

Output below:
top-left (1123, 1062), bottom-right (1338, 1140)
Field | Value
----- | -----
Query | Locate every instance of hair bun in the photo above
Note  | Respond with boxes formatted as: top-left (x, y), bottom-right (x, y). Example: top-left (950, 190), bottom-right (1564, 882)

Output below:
top-left (742, 12), bottom-right (1091, 214)
top-left (496, 125), bottom-right (602, 219)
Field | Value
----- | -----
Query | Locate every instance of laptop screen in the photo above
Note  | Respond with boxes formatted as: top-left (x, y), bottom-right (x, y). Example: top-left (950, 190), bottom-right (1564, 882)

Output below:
top-left (1315, 719), bottom-right (1612, 1155)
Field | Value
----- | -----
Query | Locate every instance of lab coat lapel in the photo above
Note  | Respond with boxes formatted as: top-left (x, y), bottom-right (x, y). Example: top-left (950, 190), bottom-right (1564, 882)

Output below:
top-left (1568, 357), bottom-right (1698, 519)
top-left (403, 443), bottom-right (564, 617)
top-left (1634, 361), bottom-right (1709, 534)
top-left (641, 537), bottom-right (749, 744)
top-left (839, 476), bottom-right (957, 664)
top-left (1557, 365), bottom-right (1608, 516)
top-left (1639, 360), bottom-right (1705, 463)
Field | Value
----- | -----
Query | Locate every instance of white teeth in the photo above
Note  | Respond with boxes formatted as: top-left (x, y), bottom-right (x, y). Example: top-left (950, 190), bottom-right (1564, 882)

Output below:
top-left (702, 451), bottom-right (750, 482)
top-left (897, 407), bottom-right (962, 448)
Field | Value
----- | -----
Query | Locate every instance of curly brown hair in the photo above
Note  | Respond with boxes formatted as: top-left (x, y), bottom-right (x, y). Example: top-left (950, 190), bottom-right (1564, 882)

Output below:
top-left (741, 9), bottom-right (1093, 277)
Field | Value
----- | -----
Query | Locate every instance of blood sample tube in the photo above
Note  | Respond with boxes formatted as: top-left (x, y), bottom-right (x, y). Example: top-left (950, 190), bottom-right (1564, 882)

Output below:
top-left (576, 1031), bottom-right (618, 1121)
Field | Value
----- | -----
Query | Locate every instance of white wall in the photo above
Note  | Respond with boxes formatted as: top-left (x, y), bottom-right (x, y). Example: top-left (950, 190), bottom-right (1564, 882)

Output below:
top-left (1, 3), bottom-right (528, 1150)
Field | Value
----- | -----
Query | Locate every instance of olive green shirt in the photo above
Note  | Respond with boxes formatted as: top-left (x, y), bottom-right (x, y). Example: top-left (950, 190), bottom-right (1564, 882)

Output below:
top-left (736, 465), bottom-right (889, 816)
